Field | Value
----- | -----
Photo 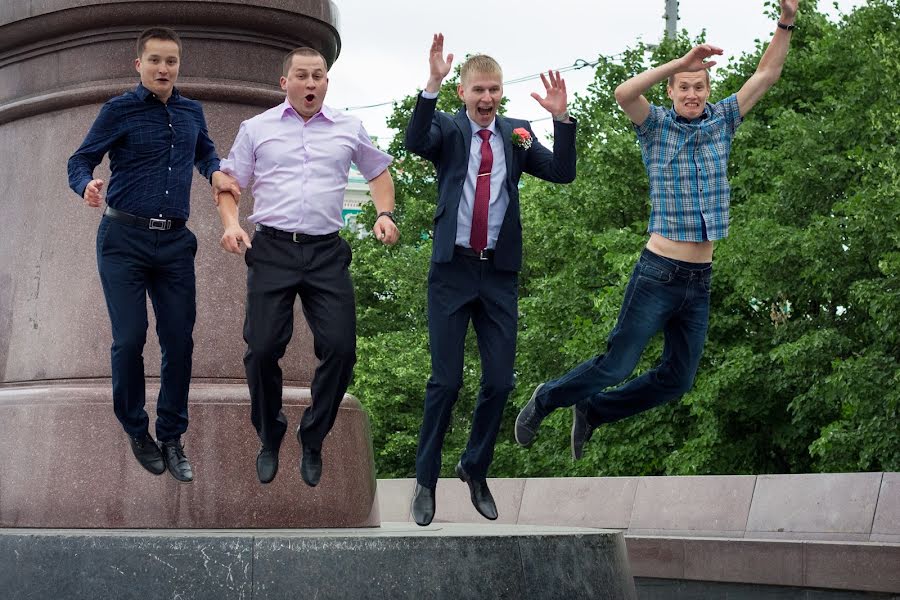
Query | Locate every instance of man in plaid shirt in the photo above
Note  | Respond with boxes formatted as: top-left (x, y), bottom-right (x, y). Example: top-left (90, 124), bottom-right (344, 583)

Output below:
top-left (516, 0), bottom-right (800, 458)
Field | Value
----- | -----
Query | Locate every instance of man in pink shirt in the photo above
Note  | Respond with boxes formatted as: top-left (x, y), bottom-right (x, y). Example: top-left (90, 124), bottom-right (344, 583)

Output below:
top-left (216, 47), bottom-right (398, 486)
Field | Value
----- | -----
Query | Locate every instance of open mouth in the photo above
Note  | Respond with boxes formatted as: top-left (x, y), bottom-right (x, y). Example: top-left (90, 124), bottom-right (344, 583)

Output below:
top-left (477, 106), bottom-right (493, 116)
top-left (305, 94), bottom-right (315, 103)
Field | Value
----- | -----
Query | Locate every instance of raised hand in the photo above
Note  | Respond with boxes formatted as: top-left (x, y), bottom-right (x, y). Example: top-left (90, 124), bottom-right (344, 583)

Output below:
top-left (529, 71), bottom-right (568, 118)
top-left (427, 33), bottom-right (453, 91)
top-left (780, 0), bottom-right (799, 21)
top-left (678, 44), bottom-right (724, 73)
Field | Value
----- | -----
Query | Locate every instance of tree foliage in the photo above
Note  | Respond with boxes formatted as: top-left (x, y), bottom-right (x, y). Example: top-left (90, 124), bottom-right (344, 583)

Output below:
top-left (347, 0), bottom-right (899, 479)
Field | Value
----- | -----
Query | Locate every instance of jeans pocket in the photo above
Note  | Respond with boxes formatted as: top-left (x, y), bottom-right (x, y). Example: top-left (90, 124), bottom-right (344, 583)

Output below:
top-left (639, 262), bottom-right (673, 284)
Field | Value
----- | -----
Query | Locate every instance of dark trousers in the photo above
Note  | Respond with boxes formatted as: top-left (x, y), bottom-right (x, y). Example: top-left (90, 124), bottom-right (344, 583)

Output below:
top-left (415, 254), bottom-right (518, 488)
top-left (243, 230), bottom-right (356, 451)
top-left (96, 215), bottom-right (197, 441)
top-left (537, 248), bottom-right (711, 426)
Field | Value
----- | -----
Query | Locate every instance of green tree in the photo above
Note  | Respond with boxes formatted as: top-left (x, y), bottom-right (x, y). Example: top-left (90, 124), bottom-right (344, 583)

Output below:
top-left (349, 0), bottom-right (900, 479)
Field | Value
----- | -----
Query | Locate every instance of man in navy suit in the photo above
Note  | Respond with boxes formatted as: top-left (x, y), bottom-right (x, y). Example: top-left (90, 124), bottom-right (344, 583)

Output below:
top-left (405, 33), bottom-right (576, 526)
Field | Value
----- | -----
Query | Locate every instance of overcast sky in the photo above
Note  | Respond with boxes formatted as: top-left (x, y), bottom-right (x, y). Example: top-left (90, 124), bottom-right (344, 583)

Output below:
top-left (325, 0), bottom-right (863, 144)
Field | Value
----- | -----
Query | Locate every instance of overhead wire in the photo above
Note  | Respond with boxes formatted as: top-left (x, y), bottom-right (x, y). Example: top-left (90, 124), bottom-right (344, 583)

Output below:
top-left (338, 57), bottom-right (604, 113)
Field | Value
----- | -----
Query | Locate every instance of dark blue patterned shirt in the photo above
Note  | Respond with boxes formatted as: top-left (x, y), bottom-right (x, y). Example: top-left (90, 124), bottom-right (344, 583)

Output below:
top-left (634, 94), bottom-right (743, 241)
top-left (67, 84), bottom-right (220, 220)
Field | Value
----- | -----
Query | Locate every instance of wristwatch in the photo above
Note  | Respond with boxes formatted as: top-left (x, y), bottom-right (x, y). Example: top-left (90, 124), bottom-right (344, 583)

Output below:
top-left (777, 21), bottom-right (796, 31)
top-left (377, 211), bottom-right (396, 223)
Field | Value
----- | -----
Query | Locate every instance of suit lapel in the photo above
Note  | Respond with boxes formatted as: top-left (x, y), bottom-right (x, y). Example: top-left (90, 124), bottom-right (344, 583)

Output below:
top-left (495, 116), bottom-right (514, 186)
top-left (454, 108), bottom-right (473, 158)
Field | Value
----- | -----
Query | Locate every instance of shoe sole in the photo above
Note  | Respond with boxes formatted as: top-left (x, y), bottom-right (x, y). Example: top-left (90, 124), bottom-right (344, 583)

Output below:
top-left (570, 406), bottom-right (581, 461)
top-left (514, 384), bottom-right (544, 447)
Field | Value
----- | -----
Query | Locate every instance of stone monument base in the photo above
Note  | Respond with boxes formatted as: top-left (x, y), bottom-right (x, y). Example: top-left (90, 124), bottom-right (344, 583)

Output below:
top-left (0, 381), bottom-right (378, 528)
top-left (0, 524), bottom-right (636, 599)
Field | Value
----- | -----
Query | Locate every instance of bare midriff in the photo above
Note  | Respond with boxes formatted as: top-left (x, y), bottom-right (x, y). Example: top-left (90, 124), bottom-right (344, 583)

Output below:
top-left (646, 233), bottom-right (714, 263)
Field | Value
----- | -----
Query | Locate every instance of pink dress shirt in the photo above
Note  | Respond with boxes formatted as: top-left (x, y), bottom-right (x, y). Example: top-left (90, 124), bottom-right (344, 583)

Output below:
top-left (220, 100), bottom-right (392, 234)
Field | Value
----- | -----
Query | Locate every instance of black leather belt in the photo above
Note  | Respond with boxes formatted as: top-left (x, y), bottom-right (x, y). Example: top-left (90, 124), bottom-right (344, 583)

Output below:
top-left (104, 206), bottom-right (186, 230)
top-left (255, 224), bottom-right (339, 244)
top-left (454, 245), bottom-right (494, 261)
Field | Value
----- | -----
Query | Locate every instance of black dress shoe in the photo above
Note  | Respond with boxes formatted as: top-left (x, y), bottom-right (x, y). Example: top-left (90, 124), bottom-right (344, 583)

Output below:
top-left (411, 483), bottom-right (436, 526)
top-left (456, 462), bottom-right (498, 520)
top-left (128, 433), bottom-right (165, 475)
top-left (515, 383), bottom-right (547, 447)
top-left (300, 446), bottom-right (322, 487)
top-left (571, 403), bottom-right (597, 460)
top-left (160, 438), bottom-right (194, 483)
top-left (256, 446), bottom-right (279, 484)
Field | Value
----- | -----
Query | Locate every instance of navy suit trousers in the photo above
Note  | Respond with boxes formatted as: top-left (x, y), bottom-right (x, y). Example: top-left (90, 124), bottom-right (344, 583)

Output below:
top-left (416, 253), bottom-right (518, 488)
top-left (96, 215), bottom-right (197, 442)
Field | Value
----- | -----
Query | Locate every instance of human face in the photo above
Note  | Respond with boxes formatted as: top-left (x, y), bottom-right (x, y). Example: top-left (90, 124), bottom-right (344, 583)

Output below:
top-left (135, 39), bottom-right (180, 103)
top-left (667, 72), bottom-right (710, 120)
top-left (281, 54), bottom-right (329, 121)
top-left (458, 72), bottom-right (503, 128)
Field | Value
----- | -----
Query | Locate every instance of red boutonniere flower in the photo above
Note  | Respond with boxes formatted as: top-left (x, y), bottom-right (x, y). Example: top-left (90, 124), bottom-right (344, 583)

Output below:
top-left (512, 127), bottom-right (533, 149)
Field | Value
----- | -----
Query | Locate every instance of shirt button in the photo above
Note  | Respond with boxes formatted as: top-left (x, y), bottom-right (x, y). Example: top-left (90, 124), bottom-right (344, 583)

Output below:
top-left (171, 145), bottom-right (174, 148)
top-left (168, 167), bottom-right (172, 171)
top-left (165, 190), bottom-right (169, 195)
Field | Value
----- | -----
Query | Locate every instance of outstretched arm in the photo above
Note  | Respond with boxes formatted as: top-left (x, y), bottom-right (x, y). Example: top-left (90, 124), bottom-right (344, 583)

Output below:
top-left (736, 0), bottom-right (799, 117)
top-left (406, 33), bottom-right (451, 160)
top-left (614, 44), bottom-right (723, 125)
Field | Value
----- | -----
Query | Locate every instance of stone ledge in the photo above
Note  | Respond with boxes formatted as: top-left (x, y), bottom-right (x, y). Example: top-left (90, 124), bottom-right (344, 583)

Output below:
top-left (0, 525), bottom-right (636, 600)
top-left (377, 474), bottom-right (900, 594)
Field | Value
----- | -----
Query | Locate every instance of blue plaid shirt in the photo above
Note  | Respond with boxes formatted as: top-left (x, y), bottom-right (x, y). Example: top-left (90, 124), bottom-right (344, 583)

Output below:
top-left (634, 94), bottom-right (742, 241)
top-left (67, 84), bottom-right (220, 220)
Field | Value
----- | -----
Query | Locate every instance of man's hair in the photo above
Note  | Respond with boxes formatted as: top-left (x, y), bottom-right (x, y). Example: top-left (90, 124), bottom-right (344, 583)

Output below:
top-left (136, 27), bottom-right (182, 58)
top-left (668, 70), bottom-right (710, 89)
top-left (460, 54), bottom-right (503, 85)
top-left (282, 47), bottom-right (328, 76)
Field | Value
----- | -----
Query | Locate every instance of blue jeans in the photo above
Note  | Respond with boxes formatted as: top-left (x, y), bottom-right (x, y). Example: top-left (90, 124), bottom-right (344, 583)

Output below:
top-left (537, 248), bottom-right (711, 426)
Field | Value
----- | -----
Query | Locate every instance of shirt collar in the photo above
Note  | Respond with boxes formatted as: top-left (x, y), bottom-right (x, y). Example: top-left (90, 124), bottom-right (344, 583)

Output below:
top-left (135, 83), bottom-right (180, 103)
top-left (467, 115), bottom-right (498, 137)
top-left (671, 103), bottom-right (711, 124)
top-left (280, 99), bottom-right (335, 123)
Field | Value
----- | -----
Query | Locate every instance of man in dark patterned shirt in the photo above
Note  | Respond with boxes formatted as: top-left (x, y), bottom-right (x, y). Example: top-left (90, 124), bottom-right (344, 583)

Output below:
top-left (67, 27), bottom-right (239, 482)
top-left (516, 0), bottom-right (800, 459)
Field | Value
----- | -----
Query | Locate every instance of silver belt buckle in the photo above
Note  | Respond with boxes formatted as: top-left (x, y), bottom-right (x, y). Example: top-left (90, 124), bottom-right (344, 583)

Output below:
top-left (149, 218), bottom-right (169, 230)
top-left (478, 249), bottom-right (489, 261)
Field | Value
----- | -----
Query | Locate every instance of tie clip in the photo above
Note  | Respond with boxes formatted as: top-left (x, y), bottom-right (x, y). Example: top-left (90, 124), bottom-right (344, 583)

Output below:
top-left (477, 173), bottom-right (491, 177)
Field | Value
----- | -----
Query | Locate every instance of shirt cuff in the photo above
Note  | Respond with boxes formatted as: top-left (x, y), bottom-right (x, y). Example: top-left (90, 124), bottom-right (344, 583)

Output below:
top-left (421, 90), bottom-right (438, 100)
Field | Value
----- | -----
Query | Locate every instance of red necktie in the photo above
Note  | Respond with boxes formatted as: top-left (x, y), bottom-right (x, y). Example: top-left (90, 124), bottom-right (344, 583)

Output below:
top-left (469, 129), bottom-right (493, 253)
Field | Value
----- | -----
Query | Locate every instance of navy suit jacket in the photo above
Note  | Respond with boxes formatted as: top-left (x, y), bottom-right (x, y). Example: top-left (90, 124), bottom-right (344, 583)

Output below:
top-left (405, 94), bottom-right (576, 272)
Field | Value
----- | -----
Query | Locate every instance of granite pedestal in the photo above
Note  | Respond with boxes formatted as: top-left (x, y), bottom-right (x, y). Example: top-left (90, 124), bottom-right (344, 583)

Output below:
top-left (0, 382), bottom-right (379, 528)
top-left (0, 1), bottom-right (385, 529)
